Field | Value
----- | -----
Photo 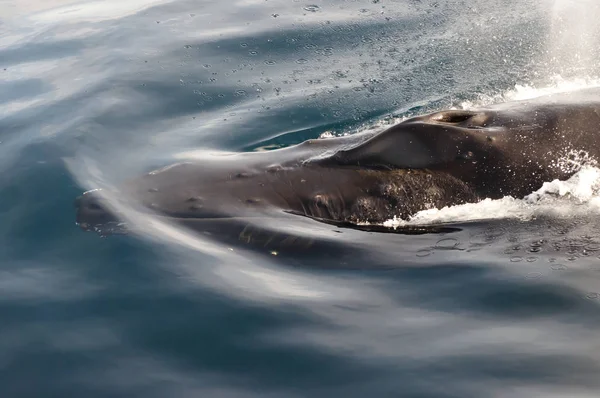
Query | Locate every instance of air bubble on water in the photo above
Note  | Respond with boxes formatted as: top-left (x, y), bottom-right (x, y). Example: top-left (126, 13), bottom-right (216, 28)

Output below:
top-left (469, 233), bottom-right (494, 245)
top-left (526, 272), bottom-right (542, 279)
top-left (416, 249), bottom-right (433, 257)
top-left (550, 263), bottom-right (568, 270)
top-left (434, 238), bottom-right (459, 249)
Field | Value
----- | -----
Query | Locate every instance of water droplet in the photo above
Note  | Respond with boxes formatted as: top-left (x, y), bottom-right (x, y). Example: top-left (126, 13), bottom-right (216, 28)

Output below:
top-left (550, 263), bottom-right (568, 270)
top-left (510, 256), bottom-right (523, 262)
top-left (435, 238), bottom-right (459, 249)
top-left (235, 90), bottom-right (247, 96)
top-left (416, 249), bottom-right (432, 257)
top-left (586, 292), bottom-right (599, 300)
top-left (526, 272), bottom-right (542, 279)
top-left (459, 151), bottom-right (475, 161)
top-left (585, 243), bottom-right (600, 251)
top-left (240, 43), bottom-right (248, 47)
top-left (264, 60), bottom-right (276, 65)
top-left (504, 245), bottom-right (521, 254)
top-left (296, 58), bottom-right (308, 64)
top-left (303, 5), bottom-right (320, 12)
top-left (469, 233), bottom-right (494, 245)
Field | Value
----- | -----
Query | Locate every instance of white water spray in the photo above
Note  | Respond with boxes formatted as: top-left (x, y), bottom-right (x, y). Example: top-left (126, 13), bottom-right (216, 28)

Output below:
top-left (383, 165), bottom-right (600, 228)
top-left (546, 0), bottom-right (600, 78)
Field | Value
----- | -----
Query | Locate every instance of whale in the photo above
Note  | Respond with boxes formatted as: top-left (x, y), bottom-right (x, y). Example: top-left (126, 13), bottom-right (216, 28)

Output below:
top-left (74, 88), bottom-right (600, 247)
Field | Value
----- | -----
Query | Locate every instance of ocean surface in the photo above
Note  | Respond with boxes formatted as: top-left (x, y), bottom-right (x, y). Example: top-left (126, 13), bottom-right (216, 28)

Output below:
top-left (4, 0), bottom-right (600, 397)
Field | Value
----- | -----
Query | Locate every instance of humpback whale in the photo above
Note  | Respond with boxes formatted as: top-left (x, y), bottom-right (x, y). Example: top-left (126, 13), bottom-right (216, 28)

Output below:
top-left (74, 88), bottom-right (600, 243)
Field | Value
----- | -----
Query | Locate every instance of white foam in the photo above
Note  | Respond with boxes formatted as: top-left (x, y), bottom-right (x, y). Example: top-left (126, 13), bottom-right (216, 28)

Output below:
top-left (458, 75), bottom-right (600, 109)
top-left (384, 166), bottom-right (600, 228)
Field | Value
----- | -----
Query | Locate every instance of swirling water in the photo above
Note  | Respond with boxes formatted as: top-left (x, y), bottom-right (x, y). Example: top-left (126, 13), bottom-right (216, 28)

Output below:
top-left (4, 0), bottom-right (600, 397)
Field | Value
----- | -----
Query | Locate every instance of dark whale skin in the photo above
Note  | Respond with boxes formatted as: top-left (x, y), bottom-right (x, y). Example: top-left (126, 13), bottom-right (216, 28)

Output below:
top-left (75, 88), bottom-right (600, 238)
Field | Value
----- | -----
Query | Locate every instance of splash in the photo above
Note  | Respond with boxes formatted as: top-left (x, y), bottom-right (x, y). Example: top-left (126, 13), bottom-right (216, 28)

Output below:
top-left (550, 149), bottom-right (598, 174)
top-left (545, 0), bottom-right (600, 78)
top-left (383, 166), bottom-right (600, 229)
top-left (525, 166), bottom-right (600, 205)
top-left (322, 76), bottom-right (600, 143)
top-left (458, 75), bottom-right (600, 109)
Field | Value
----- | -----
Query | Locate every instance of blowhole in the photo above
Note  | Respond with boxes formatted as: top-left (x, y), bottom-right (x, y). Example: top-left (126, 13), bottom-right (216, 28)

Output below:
top-left (432, 110), bottom-right (477, 124)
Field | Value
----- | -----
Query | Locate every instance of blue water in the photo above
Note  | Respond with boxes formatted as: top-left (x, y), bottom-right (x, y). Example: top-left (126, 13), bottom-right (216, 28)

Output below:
top-left (4, 0), bottom-right (600, 397)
